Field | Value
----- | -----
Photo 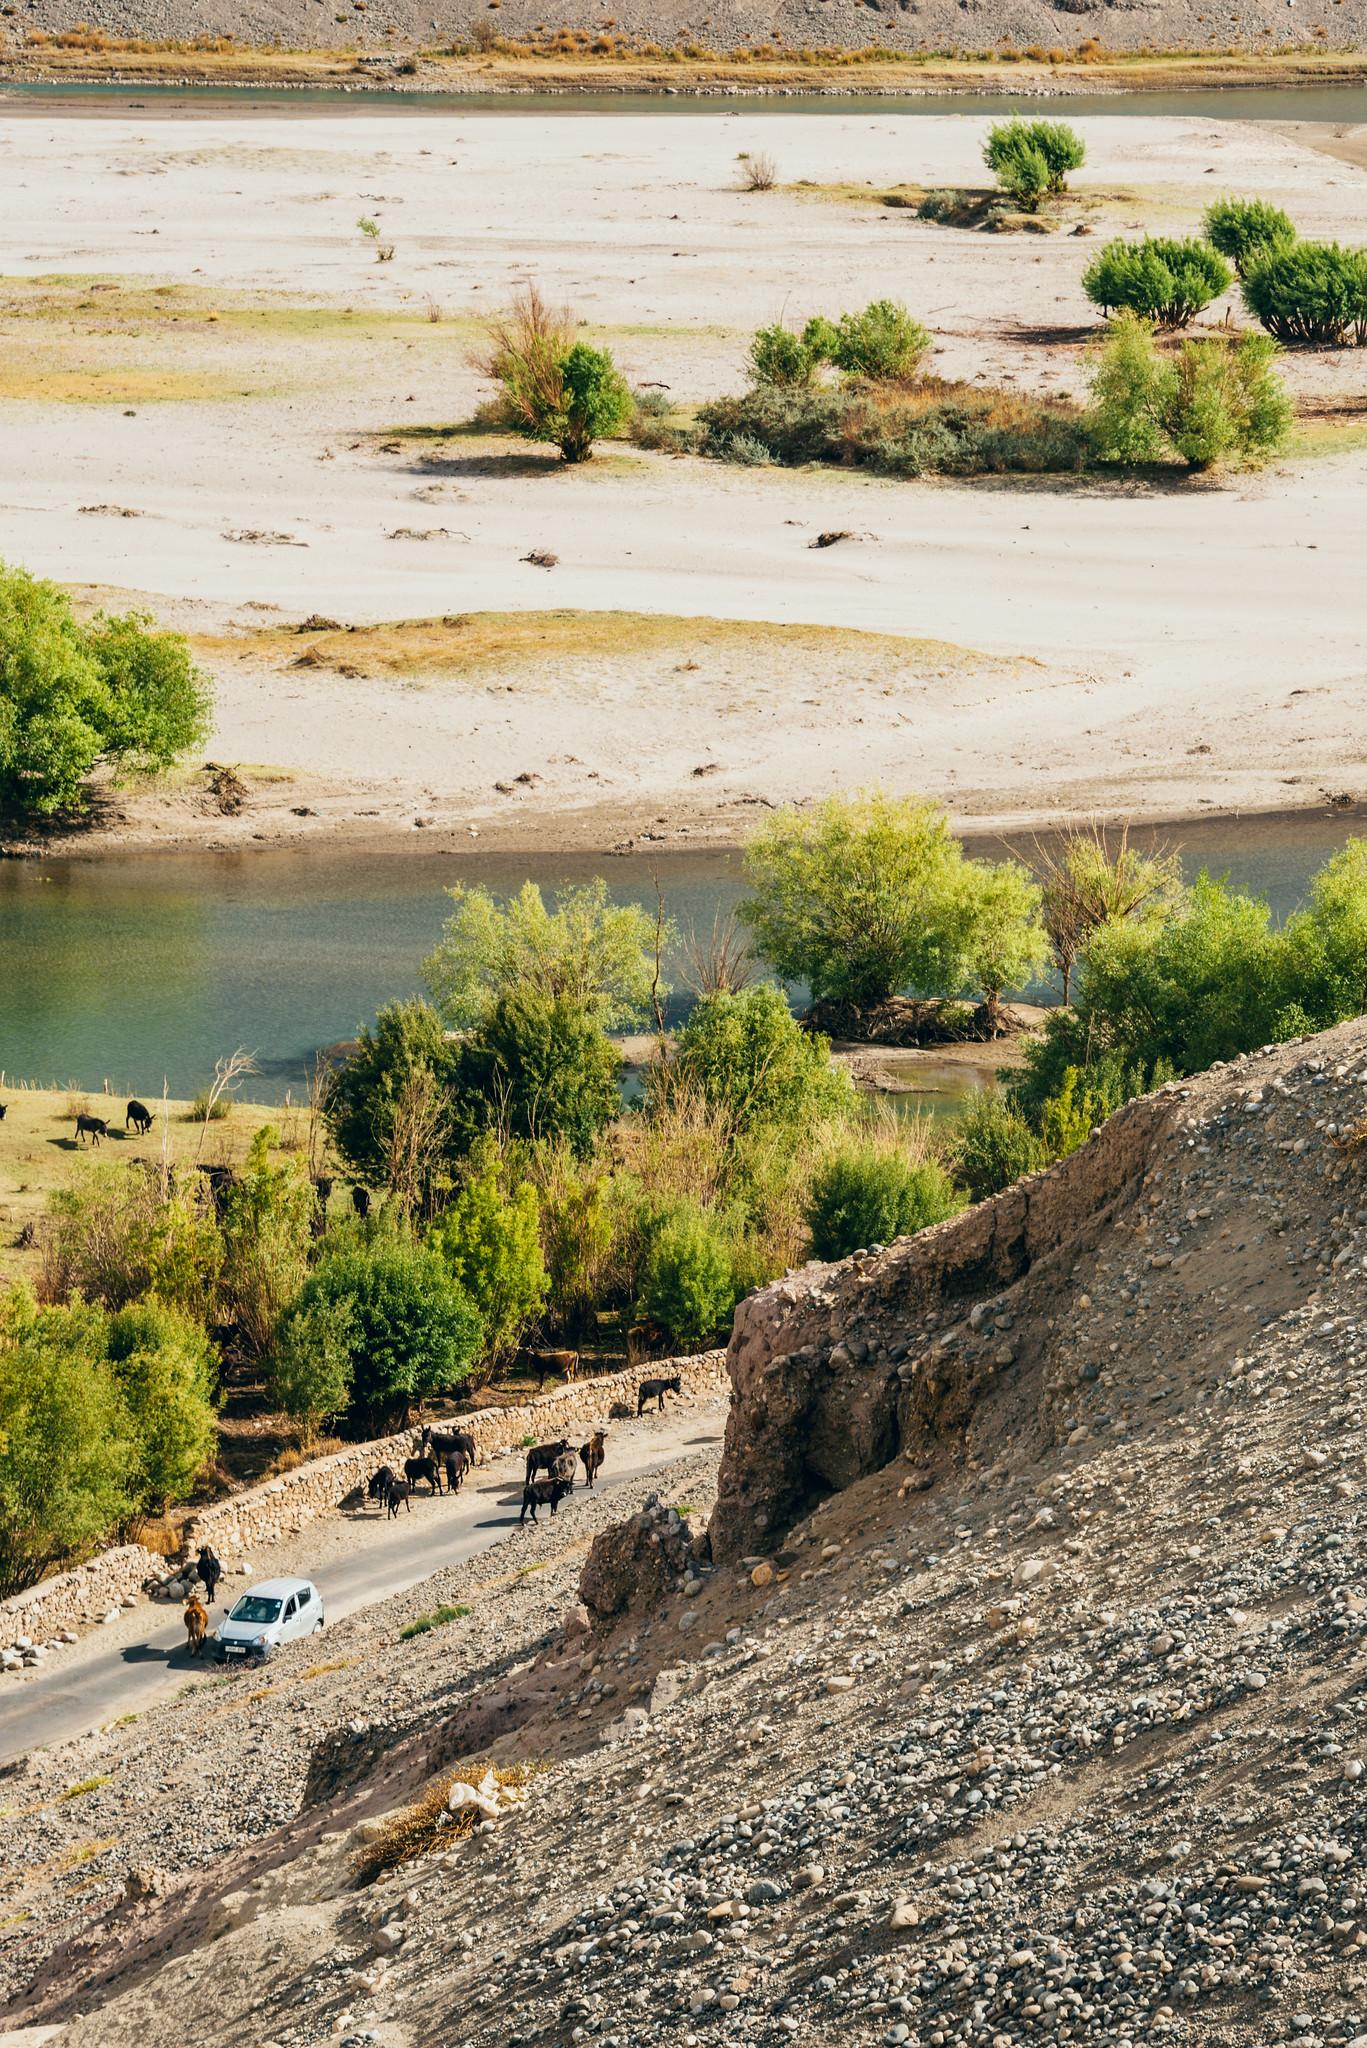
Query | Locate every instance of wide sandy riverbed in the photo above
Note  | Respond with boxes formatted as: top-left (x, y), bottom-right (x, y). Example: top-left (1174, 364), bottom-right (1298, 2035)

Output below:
top-left (2, 102), bottom-right (1365, 853)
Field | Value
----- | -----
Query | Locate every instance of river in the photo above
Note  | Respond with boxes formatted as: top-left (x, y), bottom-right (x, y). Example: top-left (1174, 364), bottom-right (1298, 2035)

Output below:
top-left (0, 810), bottom-right (1359, 1103)
top-left (3, 79), bottom-right (1367, 121)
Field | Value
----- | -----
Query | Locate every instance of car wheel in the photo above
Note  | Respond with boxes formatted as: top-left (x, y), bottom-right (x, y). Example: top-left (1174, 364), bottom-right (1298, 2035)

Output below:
top-left (314, 1617), bottom-right (324, 1633)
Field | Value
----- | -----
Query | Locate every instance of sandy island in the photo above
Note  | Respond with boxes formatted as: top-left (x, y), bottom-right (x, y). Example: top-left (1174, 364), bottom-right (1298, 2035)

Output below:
top-left (1, 102), bottom-right (1365, 857)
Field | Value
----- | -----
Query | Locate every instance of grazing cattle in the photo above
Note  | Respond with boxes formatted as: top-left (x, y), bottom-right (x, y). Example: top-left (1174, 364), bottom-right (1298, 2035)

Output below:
top-left (74, 1113), bottom-right (108, 1148)
top-left (520, 1476), bottom-right (572, 1523)
top-left (627, 1322), bottom-right (668, 1370)
top-left (126, 1098), bottom-right (153, 1136)
top-left (404, 1454), bottom-right (442, 1497)
top-left (637, 1373), bottom-right (682, 1417)
top-left (444, 1449), bottom-right (471, 1494)
top-left (351, 1185), bottom-right (371, 1219)
top-left (183, 1595), bottom-right (208, 1656)
top-left (368, 1465), bottom-right (395, 1507)
top-left (580, 1431), bottom-right (606, 1489)
top-left (525, 1437), bottom-right (571, 1486)
top-left (531, 1347), bottom-right (579, 1388)
top-left (0, 1103), bottom-right (8, 1120)
top-left (419, 1423), bottom-right (476, 1466)
top-left (385, 1477), bottom-right (413, 1518)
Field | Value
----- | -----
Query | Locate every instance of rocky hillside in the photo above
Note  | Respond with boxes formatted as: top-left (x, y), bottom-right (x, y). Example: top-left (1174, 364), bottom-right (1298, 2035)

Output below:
top-left (9, 1019), bottom-right (1367, 2048)
top-left (9, 0), bottom-right (1367, 60)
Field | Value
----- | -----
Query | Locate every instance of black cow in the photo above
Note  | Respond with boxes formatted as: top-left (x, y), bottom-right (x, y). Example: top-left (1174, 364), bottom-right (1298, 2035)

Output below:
top-left (351, 1185), bottom-right (371, 1219)
top-left (636, 1373), bottom-right (682, 1416)
top-left (74, 1113), bottom-right (108, 1147)
top-left (126, 1098), bottom-right (153, 1135)
top-left (525, 1437), bottom-right (570, 1486)
top-left (404, 1454), bottom-right (442, 1496)
top-left (520, 1476), bottom-right (572, 1523)
top-left (421, 1424), bottom-right (476, 1467)
top-left (368, 1465), bottom-right (395, 1507)
top-left (0, 1103), bottom-right (8, 1121)
top-left (444, 1449), bottom-right (470, 1494)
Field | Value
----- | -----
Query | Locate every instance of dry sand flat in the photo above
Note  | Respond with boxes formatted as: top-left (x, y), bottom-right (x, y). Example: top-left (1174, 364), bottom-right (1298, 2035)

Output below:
top-left (2, 106), bottom-right (1367, 847)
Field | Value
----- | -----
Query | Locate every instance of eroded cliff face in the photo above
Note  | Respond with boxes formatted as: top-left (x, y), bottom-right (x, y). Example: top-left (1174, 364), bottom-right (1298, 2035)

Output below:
top-left (708, 1082), bottom-right (1181, 1559)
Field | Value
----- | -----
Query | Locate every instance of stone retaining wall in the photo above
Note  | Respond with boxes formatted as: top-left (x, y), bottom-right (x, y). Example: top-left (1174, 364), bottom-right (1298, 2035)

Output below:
top-left (0, 1543), bottom-right (169, 1651)
top-left (0, 1351), bottom-right (728, 1649)
top-left (179, 1352), bottom-right (727, 1566)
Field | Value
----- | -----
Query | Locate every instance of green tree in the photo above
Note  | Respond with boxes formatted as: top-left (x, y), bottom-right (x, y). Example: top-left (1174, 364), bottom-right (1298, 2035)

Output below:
top-left (429, 1155), bottom-right (548, 1371)
top-left (217, 1127), bottom-right (316, 1356)
top-left (1083, 238), bottom-right (1232, 329)
top-left (328, 998), bottom-right (464, 1199)
top-left (658, 983), bottom-right (853, 1136)
top-left (750, 322), bottom-right (818, 387)
top-left (636, 1201), bottom-right (739, 1350)
top-left (958, 858), bottom-right (1049, 1028)
top-left (270, 1295), bottom-right (355, 1443)
top-left (0, 1290), bottom-right (136, 1596)
top-left (806, 1142), bottom-right (962, 1260)
top-left (1203, 196), bottom-right (1297, 279)
top-left (282, 1240), bottom-right (483, 1430)
top-left (739, 792), bottom-right (976, 1010)
top-left (531, 1146), bottom-right (618, 1336)
top-left (106, 1300), bottom-right (218, 1515)
top-left (1034, 822), bottom-right (1183, 1002)
top-left (476, 285), bottom-right (631, 462)
top-left (0, 563), bottom-right (209, 817)
top-left (456, 988), bottom-right (621, 1155)
top-left (426, 878), bottom-right (662, 1032)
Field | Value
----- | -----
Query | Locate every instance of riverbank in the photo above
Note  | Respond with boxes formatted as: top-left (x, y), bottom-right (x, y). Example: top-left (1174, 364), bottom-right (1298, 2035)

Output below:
top-left (3, 102), bottom-right (1365, 868)
top-left (6, 42), bottom-right (1367, 96)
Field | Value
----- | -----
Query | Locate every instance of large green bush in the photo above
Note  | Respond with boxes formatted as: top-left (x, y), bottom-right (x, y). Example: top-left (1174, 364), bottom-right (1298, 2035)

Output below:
top-left (0, 563), bottom-right (209, 816)
top-left (1203, 196), bottom-right (1297, 279)
top-left (1241, 240), bottom-right (1367, 347)
top-left (635, 1202), bottom-right (740, 1350)
top-left (952, 1095), bottom-right (1049, 1204)
top-left (1090, 312), bottom-right (1292, 470)
top-left (823, 300), bottom-right (931, 382)
top-left (283, 1239), bottom-right (483, 1430)
top-left (1082, 237), bottom-right (1232, 329)
top-left (805, 1143), bottom-right (962, 1260)
top-left (984, 118), bottom-right (1085, 209)
top-left (270, 1295), bottom-right (355, 1442)
top-left (750, 322), bottom-right (818, 388)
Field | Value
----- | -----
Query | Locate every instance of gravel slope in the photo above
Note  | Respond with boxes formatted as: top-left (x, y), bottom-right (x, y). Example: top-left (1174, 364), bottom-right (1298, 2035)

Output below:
top-left (10, 1022), bottom-right (1367, 2046)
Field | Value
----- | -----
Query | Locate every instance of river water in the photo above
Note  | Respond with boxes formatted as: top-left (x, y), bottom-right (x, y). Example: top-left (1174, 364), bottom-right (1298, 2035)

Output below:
top-left (3, 79), bottom-right (1367, 121)
top-left (1, 810), bottom-right (1359, 1102)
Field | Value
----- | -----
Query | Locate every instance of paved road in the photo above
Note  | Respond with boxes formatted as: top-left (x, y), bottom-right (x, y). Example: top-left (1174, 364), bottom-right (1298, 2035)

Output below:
top-left (0, 1411), bottom-right (723, 1767)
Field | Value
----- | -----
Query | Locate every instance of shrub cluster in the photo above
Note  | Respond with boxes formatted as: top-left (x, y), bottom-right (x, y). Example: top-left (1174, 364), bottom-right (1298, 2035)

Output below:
top-left (1089, 312), bottom-right (1292, 471)
top-left (1203, 196), bottom-right (1296, 279)
top-left (983, 117), bottom-right (1086, 211)
top-left (1082, 236), bottom-right (1232, 329)
top-left (697, 380), bottom-right (1091, 478)
top-left (1240, 241), bottom-right (1367, 347)
top-left (749, 298), bottom-right (932, 388)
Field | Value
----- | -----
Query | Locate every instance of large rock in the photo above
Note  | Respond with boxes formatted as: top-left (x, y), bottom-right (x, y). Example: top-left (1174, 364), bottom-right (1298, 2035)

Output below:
top-left (578, 1494), bottom-right (696, 1625)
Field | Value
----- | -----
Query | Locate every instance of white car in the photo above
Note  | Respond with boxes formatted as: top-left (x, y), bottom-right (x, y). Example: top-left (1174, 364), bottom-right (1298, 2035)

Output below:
top-left (213, 1576), bottom-right (324, 1663)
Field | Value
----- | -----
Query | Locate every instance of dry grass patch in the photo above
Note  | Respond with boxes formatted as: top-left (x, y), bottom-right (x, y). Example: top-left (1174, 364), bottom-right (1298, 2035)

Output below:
top-left (354, 1759), bottom-right (545, 1884)
top-left (216, 610), bottom-right (1010, 688)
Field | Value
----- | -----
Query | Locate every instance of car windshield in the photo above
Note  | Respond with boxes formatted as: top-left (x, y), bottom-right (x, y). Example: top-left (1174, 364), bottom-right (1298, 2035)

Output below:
top-left (228, 1595), bottom-right (282, 1625)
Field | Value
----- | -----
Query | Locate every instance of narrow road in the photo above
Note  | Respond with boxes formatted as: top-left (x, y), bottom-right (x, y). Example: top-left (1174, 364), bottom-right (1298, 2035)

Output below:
top-left (0, 1408), bottom-right (724, 1767)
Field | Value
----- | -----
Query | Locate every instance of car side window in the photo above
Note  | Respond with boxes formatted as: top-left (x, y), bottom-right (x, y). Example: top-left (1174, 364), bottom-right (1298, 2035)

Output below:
top-left (283, 1597), bottom-right (296, 1620)
top-left (297, 1585), bottom-right (311, 1607)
